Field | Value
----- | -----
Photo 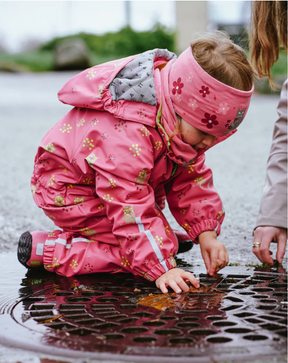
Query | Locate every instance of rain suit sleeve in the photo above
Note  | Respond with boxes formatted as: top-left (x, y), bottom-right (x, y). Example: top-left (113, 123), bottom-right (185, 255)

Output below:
top-left (89, 124), bottom-right (177, 281)
top-left (255, 79), bottom-right (288, 229)
top-left (165, 154), bottom-right (225, 242)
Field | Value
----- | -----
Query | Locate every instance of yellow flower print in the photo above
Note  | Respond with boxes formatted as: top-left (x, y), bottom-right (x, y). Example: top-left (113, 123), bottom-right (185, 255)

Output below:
top-left (70, 259), bottom-right (78, 270)
top-left (74, 197), bottom-right (84, 205)
top-left (43, 143), bottom-right (56, 153)
top-left (86, 68), bottom-right (97, 80)
top-left (164, 226), bottom-right (171, 235)
top-left (123, 206), bottom-right (133, 216)
top-left (188, 164), bottom-right (194, 174)
top-left (216, 211), bottom-right (223, 221)
top-left (86, 153), bottom-right (99, 166)
top-left (59, 165), bottom-right (67, 172)
top-left (49, 215), bottom-right (56, 220)
top-left (80, 227), bottom-right (97, 236)
top-left (109, 179), bottom-right (116, 188)
top-left (114, 61), bottom-right (124, 68)
top-left (140, 126), bottom-right (150, 136)
top-left (181, 223), bottom-right (191, 233)
top-left (67, 184), bottom-right (73, 189)
top-left (83, 138), bottom-right (94, 150)
top-left (53, 257), bottom-right (60, 268)
top-left (155, 236), bottom-right (163, 248)
top-left (123, 206), bottom-right (136, 224)
top-left (98, 85), bottom-right (104, 99)
top-left (103, 194), bottom-right (113, 202)
top-left (31, 184), bottom-right (36, 195)
top-left (55, 196), bottom-right (65, 206)
top-left (154, 141), bottom-right (162, 150)
top-left (90, 118), bottom-right (99, 126)
top-left (179, 208), bottom-right (186, 215)
top-left (121, 255), bottom-right (130, 268)
top-left (129, 144), bottom-right (141, 157)
top-left (83, 178), bottom-right (92, 184)
top-left (193, 177), bottom-right (206, 188)
top-left (136, 169), bottom-right (148, 184)
top-left (77, 118), bottom-right (86, 127)
top-left (59, 123), bottom-right (72, 133)
top-left (48, 174), bottom-right (55, 186)
top-left (98, 204), bottom-right (104, 210)
top-left (48, 232), bottom-right (55, 237)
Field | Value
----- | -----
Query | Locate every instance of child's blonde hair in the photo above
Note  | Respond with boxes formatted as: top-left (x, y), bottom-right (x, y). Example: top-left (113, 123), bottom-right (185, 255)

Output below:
top-left (170, 32), bottom-right (255, 139)
top-left (191, 31), bottom-right (255, 92)
top-left (250, 1), bottom-right (287, 89)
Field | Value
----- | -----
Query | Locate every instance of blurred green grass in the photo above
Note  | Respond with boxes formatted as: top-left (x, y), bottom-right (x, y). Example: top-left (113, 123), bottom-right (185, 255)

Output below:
top-left (0, 27), bottom-right (286, 93)
top-left (0, 25), bottom-right (175, 73)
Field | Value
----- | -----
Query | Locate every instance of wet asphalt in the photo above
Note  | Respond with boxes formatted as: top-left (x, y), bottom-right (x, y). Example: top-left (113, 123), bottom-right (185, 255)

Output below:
top-left (0, 71), bottom-right (286, 362)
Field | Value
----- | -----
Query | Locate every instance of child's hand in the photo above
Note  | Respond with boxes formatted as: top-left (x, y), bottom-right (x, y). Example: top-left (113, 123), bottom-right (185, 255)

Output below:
top-left (155, 268), bottom-right (200, 294)
top-left (199, 231), bottom-right (229, 276)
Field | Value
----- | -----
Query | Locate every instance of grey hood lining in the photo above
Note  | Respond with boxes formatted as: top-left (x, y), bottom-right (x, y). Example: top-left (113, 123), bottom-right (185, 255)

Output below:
top-left (108, 49), bottom-right (176, 106)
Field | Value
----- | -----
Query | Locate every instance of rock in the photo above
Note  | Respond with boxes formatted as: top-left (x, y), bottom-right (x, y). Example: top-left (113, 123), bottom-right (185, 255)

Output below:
top-left (54, 38), bottom-right (90, 71)
top-left (0, 61), bottom-right (29, 73)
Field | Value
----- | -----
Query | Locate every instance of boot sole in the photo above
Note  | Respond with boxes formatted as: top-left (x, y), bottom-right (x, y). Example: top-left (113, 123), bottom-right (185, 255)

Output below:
top-left (17, 231), bottom-right (32, 268)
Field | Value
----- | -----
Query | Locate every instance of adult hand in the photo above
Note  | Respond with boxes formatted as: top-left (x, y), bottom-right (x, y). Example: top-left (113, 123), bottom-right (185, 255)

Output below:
top-left (199, 231), bottom-right (229, 276)
top-left (253, 226), bottom-right (287, 265)
top-left (155, 268), bottom-right (200, 294)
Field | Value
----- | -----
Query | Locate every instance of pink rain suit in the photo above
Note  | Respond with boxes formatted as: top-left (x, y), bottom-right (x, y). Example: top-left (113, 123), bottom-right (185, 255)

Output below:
top-left (31, 48), bottom-right (252, 280)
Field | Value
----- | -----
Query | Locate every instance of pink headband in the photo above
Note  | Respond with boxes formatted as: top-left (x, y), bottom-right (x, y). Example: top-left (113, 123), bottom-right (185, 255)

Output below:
top-left (168, 47), bottom-right (254, 137)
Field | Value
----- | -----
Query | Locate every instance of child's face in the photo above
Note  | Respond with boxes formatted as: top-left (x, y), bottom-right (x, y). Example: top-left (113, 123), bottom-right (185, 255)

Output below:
top-left (180, 118), bottom-right (216, 149)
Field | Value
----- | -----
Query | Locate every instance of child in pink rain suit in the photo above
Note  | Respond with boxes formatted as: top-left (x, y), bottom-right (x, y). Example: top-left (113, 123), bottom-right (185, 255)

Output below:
top-left (18, 32), bottom-right (255, 294)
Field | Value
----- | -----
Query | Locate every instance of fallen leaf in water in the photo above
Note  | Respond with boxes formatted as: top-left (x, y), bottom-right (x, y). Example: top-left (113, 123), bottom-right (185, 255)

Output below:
top-left (137, 283), bottom-right (226, 311)
top-left (38, 315), bottom-right (62, 324)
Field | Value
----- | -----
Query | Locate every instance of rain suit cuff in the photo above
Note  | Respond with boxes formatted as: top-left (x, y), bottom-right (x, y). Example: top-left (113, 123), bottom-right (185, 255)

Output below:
top-left (43, 243), bottom-right (55, 271)
top-left (144, 259), bottom-right (176, 281)
top-left (189, 219), bottom-right (221, 244)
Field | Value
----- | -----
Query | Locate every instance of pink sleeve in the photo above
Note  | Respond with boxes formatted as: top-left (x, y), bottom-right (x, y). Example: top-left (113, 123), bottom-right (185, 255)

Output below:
top-left (166, 154), bottom-right (225, 242)
top-left (89, 126), bottom-right (178, 281)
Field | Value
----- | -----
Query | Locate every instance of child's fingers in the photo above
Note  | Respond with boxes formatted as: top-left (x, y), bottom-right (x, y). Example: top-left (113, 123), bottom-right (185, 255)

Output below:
top-left (175, 277), bottom-right (191, 292)
top-left (209, 250), bottom-right (219, 275)
top-left (168, 279), bottom-right (182, 294)
top-left (201, 249), bottom-right (211, 274)
top-left (158, 281), bottom-right (169, 294)
top-left (216, 249), bottom-right (228, 271)
top-left (182, 271), bottom-right (200, 288)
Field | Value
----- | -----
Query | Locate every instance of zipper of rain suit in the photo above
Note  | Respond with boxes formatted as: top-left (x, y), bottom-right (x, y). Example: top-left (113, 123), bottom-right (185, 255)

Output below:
top-left (156, 105), bottom-right (171, 151)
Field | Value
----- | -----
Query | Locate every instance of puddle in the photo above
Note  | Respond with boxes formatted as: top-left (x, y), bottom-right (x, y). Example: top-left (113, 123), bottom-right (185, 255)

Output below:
top-left (0, 252), bottom-right (287, 362)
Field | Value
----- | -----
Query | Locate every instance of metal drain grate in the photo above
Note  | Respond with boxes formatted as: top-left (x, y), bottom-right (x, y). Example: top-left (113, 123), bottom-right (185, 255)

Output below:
top-left (0, 269), bottom-right (287, 361)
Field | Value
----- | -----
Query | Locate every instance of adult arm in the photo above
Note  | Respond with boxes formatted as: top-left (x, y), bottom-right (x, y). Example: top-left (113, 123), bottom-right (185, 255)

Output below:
top-left (253, 80), bottom-right (288, 264)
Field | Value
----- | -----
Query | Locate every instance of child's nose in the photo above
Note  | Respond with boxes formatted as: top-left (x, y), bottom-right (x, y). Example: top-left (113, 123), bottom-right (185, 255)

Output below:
top-left (203, 135), bottom-right (216, 147)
